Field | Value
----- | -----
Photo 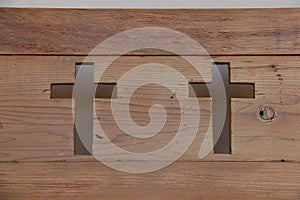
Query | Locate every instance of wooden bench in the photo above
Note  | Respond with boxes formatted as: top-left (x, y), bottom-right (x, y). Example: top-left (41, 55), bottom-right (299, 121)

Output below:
top-left (0, 8), bottom-right (299, 199)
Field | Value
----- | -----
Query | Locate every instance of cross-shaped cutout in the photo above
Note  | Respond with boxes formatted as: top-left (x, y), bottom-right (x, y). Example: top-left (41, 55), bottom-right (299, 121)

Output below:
top-left (189, 63), bottom-right (255, 154)
top-left (51, 63), bottom-right (117, 155)
top-left (50, 62), bottom-right (254, 156)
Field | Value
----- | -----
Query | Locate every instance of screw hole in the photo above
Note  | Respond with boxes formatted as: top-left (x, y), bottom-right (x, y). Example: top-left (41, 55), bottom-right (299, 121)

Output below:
top-left (259, 106), bottom-right (275, 121)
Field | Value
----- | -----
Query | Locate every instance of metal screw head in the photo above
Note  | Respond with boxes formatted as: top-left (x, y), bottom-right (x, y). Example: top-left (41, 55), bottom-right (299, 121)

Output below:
top-left (259, 106), bottom-right (275, 121)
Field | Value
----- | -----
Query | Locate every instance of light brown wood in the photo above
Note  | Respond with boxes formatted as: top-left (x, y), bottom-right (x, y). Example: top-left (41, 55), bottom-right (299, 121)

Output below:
top-left (1, 8), bottom-right (300, 55)
top-left (0, 161), bottom-right (299, 200)
top-left (0, 55), bottom-right (299, 162)
top-left (1, 8), bottom-right (300, 200)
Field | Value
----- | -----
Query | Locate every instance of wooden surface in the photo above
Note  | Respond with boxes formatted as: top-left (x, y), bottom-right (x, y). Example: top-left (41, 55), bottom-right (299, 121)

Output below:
top-left (0, 8), bottom-right (300, 55)
top-left (0, 8), bottom-right (300, 200)
top-left (1, 161), bottom-right (300, 200)
top-left (0, 55), bottom-right (299, 162)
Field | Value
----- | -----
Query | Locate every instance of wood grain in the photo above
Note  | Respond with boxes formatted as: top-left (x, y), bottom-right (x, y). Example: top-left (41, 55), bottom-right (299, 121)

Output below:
top-left (1, 8), bottom-right (300, 199)
top-left (1, 8), bottom-right (300, 55)
top-left (0, 161), bottom-right (299, 200)
top-left (0, 55), bottom-right (299, 162)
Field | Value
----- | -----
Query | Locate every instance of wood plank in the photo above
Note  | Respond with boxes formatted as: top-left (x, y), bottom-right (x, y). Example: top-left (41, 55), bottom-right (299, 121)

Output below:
top-left (1, 8), bottom-right (300, 55)
top-left (220, 56), bottom-right (300, 161)
top-left (0, 56), bottom-right (299, 162)
top-left (0, 161), bottom-right (299, 200)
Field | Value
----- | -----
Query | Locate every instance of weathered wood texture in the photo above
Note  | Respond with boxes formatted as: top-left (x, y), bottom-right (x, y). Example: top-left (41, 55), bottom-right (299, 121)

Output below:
top-left (0, 55), bottom-right (299, 162)
top-left (0, 161), bottom-right (299, 200)
top-left (1, 8), bottom-right (300, 200)
top-left (0, 8), bottom-right (300, 55)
